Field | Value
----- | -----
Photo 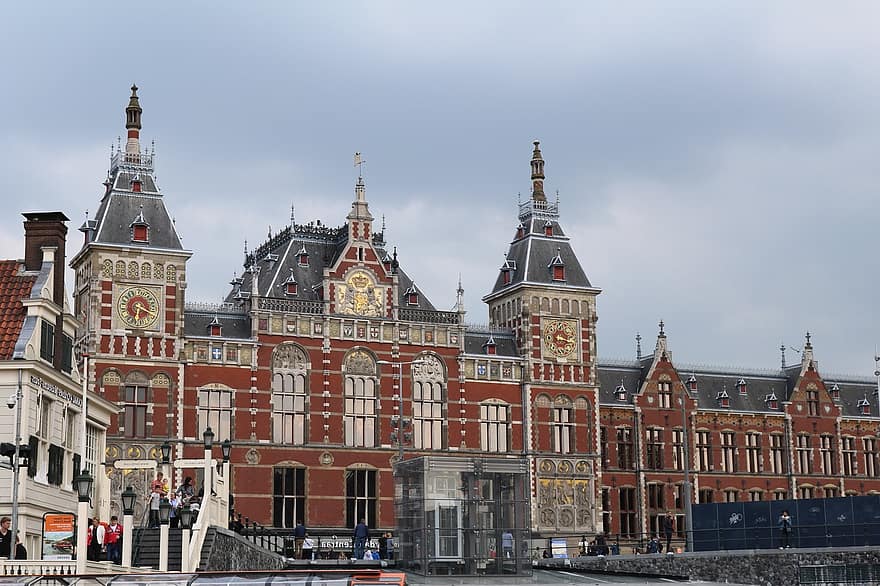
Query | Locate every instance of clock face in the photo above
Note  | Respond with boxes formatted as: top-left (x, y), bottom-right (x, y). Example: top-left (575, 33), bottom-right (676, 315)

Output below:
top-left (117, 286), bottom-right (160, 329)
top-left (544, 320), bottom-right (577, 359)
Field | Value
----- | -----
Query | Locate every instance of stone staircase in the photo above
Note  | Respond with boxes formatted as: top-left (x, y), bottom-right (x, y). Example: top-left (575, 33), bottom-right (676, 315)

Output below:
top-left (131, 528), bottom-right (185, 571)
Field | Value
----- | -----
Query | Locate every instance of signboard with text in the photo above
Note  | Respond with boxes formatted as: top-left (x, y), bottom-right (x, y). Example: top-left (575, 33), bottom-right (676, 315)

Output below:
top-left (42, 512), bottom-right (75, 560)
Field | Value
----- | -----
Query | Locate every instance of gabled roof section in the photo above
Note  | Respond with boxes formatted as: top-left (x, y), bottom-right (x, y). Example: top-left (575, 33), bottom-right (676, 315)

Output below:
top-left (183, 302), bottom-right (252, 340)
top-left (0, 260), bottom-right (37, 360)
top-left (484, 142), bottom-right (595, 302)
top-left (464, 327), bottom-right (518, 357)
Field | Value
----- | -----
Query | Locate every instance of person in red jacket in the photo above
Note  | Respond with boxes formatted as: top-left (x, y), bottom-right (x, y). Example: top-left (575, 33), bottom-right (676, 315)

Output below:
top-left (104, 516), bottom-right (123, 564)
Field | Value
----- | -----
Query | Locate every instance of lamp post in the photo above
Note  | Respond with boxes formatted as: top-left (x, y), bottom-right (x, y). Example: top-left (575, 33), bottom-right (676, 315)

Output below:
top-left (73, 469), bottom-right (94, 574)
top-left (158, 497), bottom-right (171, 571)
top-left (179, 505), bottom-right (193, 573)
top-left (377, 358), bottom-right (426, 470)
top-left (121, 486), bottom-right (136, 567)
top-left (7, 368), bottom-right (23, 562)
top-left (681, 378), bottom-right (694, 553)
top-left (874, 353), bottom-right (880, 422)
top-left (221, 439), bottom-right (231, 505)
top-left (202, 427), bottom-right (214, 523)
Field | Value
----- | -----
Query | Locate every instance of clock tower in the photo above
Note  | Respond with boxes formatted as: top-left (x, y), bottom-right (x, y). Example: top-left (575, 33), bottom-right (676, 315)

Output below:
top-left (482, 141), bottom-right (602, 539)
top-left (70, 86), bottom-right (192, 509)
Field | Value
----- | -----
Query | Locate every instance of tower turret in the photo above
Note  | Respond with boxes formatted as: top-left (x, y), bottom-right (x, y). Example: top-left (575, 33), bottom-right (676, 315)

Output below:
top-left (530, 140), bottom-right (546, 202)
top-left (125, 84), bottom-right (143, 155)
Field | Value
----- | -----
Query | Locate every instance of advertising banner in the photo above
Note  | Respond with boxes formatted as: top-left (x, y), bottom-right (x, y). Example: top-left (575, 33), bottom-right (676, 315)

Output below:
top-left (42, 512), bottom-right (76, 560)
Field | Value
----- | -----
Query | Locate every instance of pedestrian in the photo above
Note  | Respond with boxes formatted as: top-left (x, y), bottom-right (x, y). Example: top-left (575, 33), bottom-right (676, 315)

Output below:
top-left (663, 511), bottom-right (674, 553)
top-left (87, 517), bottom-right (105, 561)
top-left (14, 535), bottom-right (26, 560)
top-left (353, 518), bottom-right (369, 560)
top-left (386, 532), bottom-right (395, 561)
top-left (778, 510), bottom-right (793, 549)
top-left (542, 548), bottom-right (552, 559)
top-left (104, 516), bottom-right (123, 564)
top-left (0, 516), bottom-right (12, 559)
top-left (302, 533), bottom-right (314, 560)
top-left (293, 520), bottom-right (306, 559)
top-left (176, 476), bottom-right (195, 505)
top-left (147, 489), bottom-right (161, 528)
top-left (501, 530), bottom-right (514, 558)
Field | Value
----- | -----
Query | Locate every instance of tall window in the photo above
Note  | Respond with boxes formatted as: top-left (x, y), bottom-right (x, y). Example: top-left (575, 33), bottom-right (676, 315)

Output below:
top-left (646, 428), bottom-right (663, 470)
top-left (720, 431), bottom-right (737, 472)
top-left (600, 427), bottom-right (608, 467)
top-left (672, 429), bottom-right (684, 471)
top-left (749, 489), bottom-right (763, 502)
top-left (842, 437), bottom-right (857, 476)
top-left (696, 430), bottom-right (712, 471)
top-left (412, 356), bottom-right (445, 450)
top-left (647, 483), bottom-right (665, 535)
top-left (699, 488), bottom-right (714, 504)
top-left (123, 385), bottom-right (148, 438)
top-left (345, 468), bottom-right (377, 529)
top-left (723, 489), bottom-right (738, 503)
top-left (797, 435), bottom-right (812, 474)
top-left (820, 435), bottom-right (835, 475)
top-left (619, 487), bottom-right (637, 538)
top-left (601, 488), bottom-right (611, 535)
top-left (551, 406), bottom-right (574, 454)
top-left (799, 486), bottom-right (814, 499)
top-left (40, 319), bottom-right (55, 363)
top-left (344, 350), bottom-right (378, 448)
top-left (272, 344), bottom-right (309, 445)
top-left (770, 434), bottom-right (786, 474)
top-left (273, 467), bottom-right (306, 528)
top-left (806, 389), bottom-right (819, 416)
top-left (198, 385), bottom-right (233, 441)
top-left (480, 403), bottom-right (510, 452)
top-left (658, 381), bottom-right (672, 409)
top-left (864, 438), bottom-right (879, 478)
top-left (616, 428), bottom-right (634, 470)
top-left (745, 432), bottom-right (761, 473)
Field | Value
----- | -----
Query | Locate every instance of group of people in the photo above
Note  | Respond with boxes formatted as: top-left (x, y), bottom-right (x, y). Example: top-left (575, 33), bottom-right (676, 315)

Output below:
top-left (0, 516), bottom-right (26, 560)
top-left (288, 519), bottom-right (394, 561)
top-left (86, 515), bottom-right (123, 563)
top-left (148, 472), bottom-right (200, 528)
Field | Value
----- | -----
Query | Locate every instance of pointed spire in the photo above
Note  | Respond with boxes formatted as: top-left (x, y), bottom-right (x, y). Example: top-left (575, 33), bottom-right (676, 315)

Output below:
top-left (655, 320), bottom-right (668, 356)
top-left (530, 140), bottom-right (546, 202)
top-left (780, 342), bottom-right (787, 369)
top-left (636, 332), bottom-right (642, 359)
top-left (290, 205), bottom-right (295, 226)
top-left (125, 84), bottom-right (143, 155)
top-left (455, 274), bottom-right (465, 313)
top-left (658, 320), bottom-right (666, 337)
top-left (391, 246), bottom-right (399, 274)
top-left (803, 331), bottom-right (815, 365)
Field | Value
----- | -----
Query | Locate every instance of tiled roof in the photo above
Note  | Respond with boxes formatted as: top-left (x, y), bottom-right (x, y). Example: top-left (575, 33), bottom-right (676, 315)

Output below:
top-left (0, 260), bottom-right (36, 360)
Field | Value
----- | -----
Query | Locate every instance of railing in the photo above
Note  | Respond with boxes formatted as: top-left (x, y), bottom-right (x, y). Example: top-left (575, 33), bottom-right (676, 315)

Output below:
top-left (185, 301), bottom-right (246, 315)
top-left (256, 297), bottom-right (324, 314)
top-left (187, 465), bottom-right (230, 571)
top-left (0, 559), bottom-right (153, 575)
top-left (111, 150), bottom-right (154, 172)
top-left (399, 308), bottom-right (460, 325)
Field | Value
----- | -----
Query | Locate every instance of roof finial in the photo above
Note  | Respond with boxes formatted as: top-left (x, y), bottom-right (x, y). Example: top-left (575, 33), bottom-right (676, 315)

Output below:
top-left (530, 140), bottom-right (546, 202)
top-left (636, 332), bottom-right (642, 359)
top-left (780, 342), bottom-right (787, 369)
top-left (290, 204), bottom-right (295, 226)
top-left (125, 84), bottom-right (143, 155)
top-left (354, 152), bottom-right (365, 179)
top-left (391, 246), bottom-right (399, 274)
top-left (381, 214), bottom-right (386, 233)
top-left (658, 320), bottom-right (665, 337)
top-left (805, 331), bottom-right (812, 348)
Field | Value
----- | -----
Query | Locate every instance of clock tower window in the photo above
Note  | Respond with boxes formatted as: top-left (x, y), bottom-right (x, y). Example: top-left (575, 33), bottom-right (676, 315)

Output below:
top-left (544, 221), bottom-right (553, 236)
top-left (548, 248), bottom-right (565, 281)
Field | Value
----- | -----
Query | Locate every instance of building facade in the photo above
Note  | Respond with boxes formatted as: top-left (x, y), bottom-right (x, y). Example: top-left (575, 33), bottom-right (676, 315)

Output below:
top-left (58, 87), bottom-right (880, 549)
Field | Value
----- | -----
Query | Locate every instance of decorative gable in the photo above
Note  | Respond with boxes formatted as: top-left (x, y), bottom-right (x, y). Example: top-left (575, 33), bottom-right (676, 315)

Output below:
top-left (208, 315), bottom-right (222, 337)
top-left (716, 388), bottom-right (730, 408)
top-left (405, 284), bottom-right (420, 306)
top-left (687, 373), bottom-right (697, 392)
top-left (500, 254), bottom-right (516, 286)
top-left (765, 392), bottom-right (778, 410)
top-left (130, 206), bottom-right (149, 244)
top-left (829, 383), bottom-right (840, 400)
top-left (297, 244), bottom-right (309, 267)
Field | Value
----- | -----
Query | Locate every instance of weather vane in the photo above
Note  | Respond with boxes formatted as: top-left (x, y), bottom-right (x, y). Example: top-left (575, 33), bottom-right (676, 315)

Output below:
top-left (354, 152), bottom-right (365, 178)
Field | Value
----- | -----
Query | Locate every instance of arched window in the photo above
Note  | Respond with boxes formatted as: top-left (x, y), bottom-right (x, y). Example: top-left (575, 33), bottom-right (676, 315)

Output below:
top-left (344, 350), bottom-right (378, 447)
top-left (412, 355), bottom-right (446, 450)
top-left (272, 344), bottom-right (309, 445)
top-left (198, 383), bottom-right (233, 441)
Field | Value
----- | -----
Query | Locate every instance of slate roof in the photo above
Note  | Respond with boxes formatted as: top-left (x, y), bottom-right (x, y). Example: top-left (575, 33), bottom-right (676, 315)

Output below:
top-left (0, 261), bottom-right (37, 360)
top-left (597, 359), bottom-right (651, 405)
top-left (183, 309), bottom-right (252, 340)
top-left (682, 370), bottom-right (789, 414)
top-left (91, 187), bottom-right (183, 250)
top-left (463, 329), bottom-right (518, 357)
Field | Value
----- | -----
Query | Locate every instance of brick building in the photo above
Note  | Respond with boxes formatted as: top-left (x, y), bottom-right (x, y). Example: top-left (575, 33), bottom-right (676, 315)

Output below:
top-left (61, 87), bottom-right (880, 548)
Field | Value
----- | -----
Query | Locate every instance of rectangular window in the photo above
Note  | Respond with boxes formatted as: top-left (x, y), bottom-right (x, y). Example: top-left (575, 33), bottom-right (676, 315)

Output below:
top-left (123, 386), bottom-right (148, 438)
top-left (27, 436), bottom-right (38, 479)
top-left (645, 428), bottom-right (663, 470)
top-left (345, 468), bottom-right (377, 529)
top-left (820, 435), bottom-right (836, 475)
top-left (199, 387), bottom-right (233, 441)
top-left (672, 429), bottom-right (684, 471)
top-left (272, 373), bottom-right (306, 445)
top-left (601, 488), bottom-right (611, 535)
top-left (616, 427), bottom-right (634, 470)
top-left (480, 403), bottom-right (510, 453)
top-left (600, 426), bottom-right (608, 467)
top-left (720, 431), bottom-right (737, 473)
top-left (770, 434), bottom-right (786, 474)
top-left (806, 390), bottom-right (819, 416)
top-left (40, 320), bottom-right (55, 363)
top-left (47, 444), bottom-right (64, 486)
top-left (84, 424), bottom-right (98, 500)
top-left (61, 334), bottom-right (73, 373)
top-left (647, 482), bottom-right (665, 535)
top-left (699, 488), bottom-right (714, 504)
top-left (774, 490), bottom-right (788, 500)
top-left (696, 430), bottom-right (712, 471)
top-left (749, 490), bottom-right (763, 502)
top-left (344, 377), bottom-right (376, 448)
top-left (824, 486), bottom-right (839, 498)
top-left (723, 489), bottom-right (738, 503)
top-left (414, 381), bottom-right (444, 450)
top-left (842, 437), bottom-right (857, 476)
top-left (745, 432), bottom-right (762, 473)
top-left (799, 486), bottom-right (814, 499)
top-left (618, 487), bottom-right (637, 538)
top-left (864, 438), bottom-right (879, 477)
top-left (658, 381), bottom-right (672, 409)
top-left (273, 467), bottom-right (306, 529)
top-left (551, 407), bottom-right (573, 454)
top-left (796, 435), bottom-right (812, 474)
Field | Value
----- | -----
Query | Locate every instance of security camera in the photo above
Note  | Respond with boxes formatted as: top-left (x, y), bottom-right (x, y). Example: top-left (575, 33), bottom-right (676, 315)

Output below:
top-left (6, 395), bottom-right (16, 410)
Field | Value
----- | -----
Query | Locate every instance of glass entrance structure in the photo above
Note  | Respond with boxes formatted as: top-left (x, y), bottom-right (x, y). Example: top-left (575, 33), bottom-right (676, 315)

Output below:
top-left (395, 456), bottom-right (531, 576)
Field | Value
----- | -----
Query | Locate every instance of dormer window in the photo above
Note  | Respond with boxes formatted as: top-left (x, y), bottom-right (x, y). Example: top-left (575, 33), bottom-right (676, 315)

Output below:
top-left (615, 383), bottom-right (627, 402)
top-left (765, 392), bottom-right (779, 410)
top-left (297, 244), bottom-right (309, 267)
top-left (544, 221), bottom-right (553, 236)
top-left (130, 206), bottom-right (149, 243)
top-left (548, 248), bottom-right (565, 281)
top-left (282, 269), bottom-right (298, 296)
top-left (500, 255), bottom-right (516, 286)
top-left (313, 284), bottom-right (324, 300)
top-left (716, 389), bottom-right (730, 408)
top-left (484, 335), bottom-right (497, 355)
top-left (208, 315), bottom-right (222, 337)
top-left (737, 378), bottom-right (747, 395)
top-left (687, 374), bottom-right (697, 392)
top-left (829, 383), bottom-right (840, 400)
top-left (405, 284), bottom-right (419, 306)
top-left (858, 397), bottom-right (871, 416)
top-left (516, 224), bottom-right (525, 239)
top-left (382, 252), bottom-right (392, 269)
top-left (131, 174), bottom-right (142, 193)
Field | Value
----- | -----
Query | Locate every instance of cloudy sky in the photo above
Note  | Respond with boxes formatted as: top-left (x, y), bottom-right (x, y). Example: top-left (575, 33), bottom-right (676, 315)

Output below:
top-left (1, 2), bottom-right (878, 376)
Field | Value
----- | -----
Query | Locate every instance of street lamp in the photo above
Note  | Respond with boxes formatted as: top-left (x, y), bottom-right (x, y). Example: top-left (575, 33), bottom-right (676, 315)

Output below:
top-left (221, 439), bottom-right (231, 463)
top-left (377, 358), bottom-right (427, 469)
top-left (202, 427), bottom-right (214, 524)
top-left (121, 486), bottom-right (136, 567)
top-left (681, 375), bottom-right (695, 553)
top-left (6, 368), bottom-right (23, 565)
top-left (179, 506), bottom-right (193, 572)
top-left (73, 469), bottom-right (94, 574)
top-left (160, 441), bottom-right (172, 464)
top-left (220, 439), bottom-right (232, 507)
top-left (158, 498), bottom-right (171, 571)
top-left (203, 427), bottom-right (215, 450)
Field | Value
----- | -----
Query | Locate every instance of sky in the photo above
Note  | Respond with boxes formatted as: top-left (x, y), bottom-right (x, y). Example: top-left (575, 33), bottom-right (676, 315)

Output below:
top-left (0, 1), bottom-right (878, 377)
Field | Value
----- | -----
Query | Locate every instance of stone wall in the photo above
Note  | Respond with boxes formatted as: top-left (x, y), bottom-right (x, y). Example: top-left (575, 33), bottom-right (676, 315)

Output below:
top-left (202, 528), bottom-right (286, 572)
top-left (537, 547), bottom-right (880, 586)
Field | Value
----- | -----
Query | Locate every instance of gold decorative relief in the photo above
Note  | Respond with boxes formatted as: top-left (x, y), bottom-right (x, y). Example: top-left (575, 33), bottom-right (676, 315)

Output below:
top-left (336, 270), bottom-right (384, 316)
